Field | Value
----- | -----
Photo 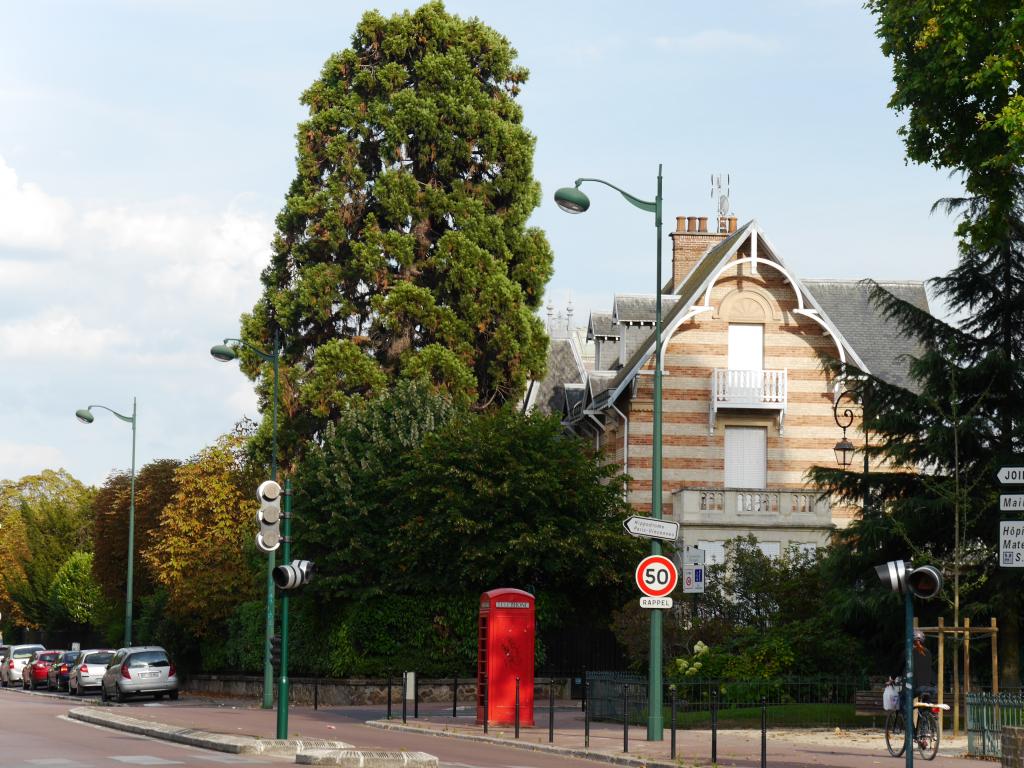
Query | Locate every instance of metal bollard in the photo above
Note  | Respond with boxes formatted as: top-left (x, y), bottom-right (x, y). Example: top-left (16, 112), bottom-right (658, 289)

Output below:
top-left (453, 676), bottom-right (458, 718)
top-left (314, 679), bottom-right (319, 711)
top-left (760, 696), bottom-right (767, 768)
top-left (483, 676), bottom-right (489, 734)
top-left (584, 681), bottom-right (590, 748)
top-left (387, 675), bottom-right (392, 720)
top-left (581, 667), bottom-right (587, 712)
top-left (549, 679), bottom-right (555, 743)
top-left (711, 688), bottom-right (718, 764)
top-left (623, 684), bottom-right (629, 753)
top-left (515, 676), bottom-right (521, 739)
top-left (402, 673), bottom-right (407, 724)
top-left (670, 685), bottom-right (677, 760)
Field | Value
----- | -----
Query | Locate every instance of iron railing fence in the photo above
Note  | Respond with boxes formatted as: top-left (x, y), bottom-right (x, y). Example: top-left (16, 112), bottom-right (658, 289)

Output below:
top-left (586, 673), bottom-right (871, 728)
top-left (966, 692), bottom-right (1024, 758)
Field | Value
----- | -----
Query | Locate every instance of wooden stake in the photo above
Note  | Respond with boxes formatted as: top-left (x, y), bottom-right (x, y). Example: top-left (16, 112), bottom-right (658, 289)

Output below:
top-left (964, 617), bottom-right (971, 701)
top-left (938, 617), bottom-right (945, 742)
top-left (991, 617), bottom-right (999, 695)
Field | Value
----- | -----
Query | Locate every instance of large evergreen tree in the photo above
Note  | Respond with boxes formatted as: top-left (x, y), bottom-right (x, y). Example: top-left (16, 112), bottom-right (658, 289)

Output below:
top-left (241, 1), bottom-right (552, 467)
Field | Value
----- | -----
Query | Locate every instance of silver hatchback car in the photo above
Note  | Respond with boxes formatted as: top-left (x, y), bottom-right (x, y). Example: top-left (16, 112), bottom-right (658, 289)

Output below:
top-left (68, 649), bottom-right (115, 695)
top-left (100, 646), bottom-right (179, 702)
top-left (0, 644), bottom-right (45, 687)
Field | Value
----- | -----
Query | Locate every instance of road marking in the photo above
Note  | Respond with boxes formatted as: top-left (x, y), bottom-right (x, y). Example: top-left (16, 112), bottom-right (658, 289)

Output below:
top-left (111, 758), bottom-right (184, 765)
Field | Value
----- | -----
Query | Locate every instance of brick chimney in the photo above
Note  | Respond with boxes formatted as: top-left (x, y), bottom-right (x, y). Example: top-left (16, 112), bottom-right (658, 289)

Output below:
top-left (670, 214), bottom-right (729, 287)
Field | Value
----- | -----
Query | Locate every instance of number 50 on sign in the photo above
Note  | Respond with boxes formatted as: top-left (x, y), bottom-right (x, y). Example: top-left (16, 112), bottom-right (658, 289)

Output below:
top-left (635, 555), bottom-right (678, 598)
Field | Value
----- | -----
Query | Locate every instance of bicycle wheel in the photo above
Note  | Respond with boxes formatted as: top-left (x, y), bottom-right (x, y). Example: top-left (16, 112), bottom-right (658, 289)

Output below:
top-left (885, 711), bottom-right (907, 757)
top-left (916, 711), bottom-right (939, 761)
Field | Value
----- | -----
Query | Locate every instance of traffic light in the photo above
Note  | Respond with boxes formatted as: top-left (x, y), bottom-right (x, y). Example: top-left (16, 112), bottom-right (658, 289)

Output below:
top-left (272, 559), bottom-right (315, 590)
top-left (256, 480), bottom-right (282, 553)
top-left (270, 634), bottom-right (282, 666)
top-left (874, 560), bottom-right (943, 599)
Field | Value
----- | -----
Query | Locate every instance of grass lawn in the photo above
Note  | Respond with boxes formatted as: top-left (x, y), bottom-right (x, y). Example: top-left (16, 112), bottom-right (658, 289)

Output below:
top-left (659, 702), bottom-right (883, 729)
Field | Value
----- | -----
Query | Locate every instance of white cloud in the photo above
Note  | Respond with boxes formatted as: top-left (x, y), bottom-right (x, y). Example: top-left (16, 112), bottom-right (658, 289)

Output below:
top-left (0, 258), bottom-right (54, 288)
top-left (0, 441), bottom-right (66, 482)
top-left (0, 155), bottom-right (74, 250)
top-left (0, 308), bottom-right (130, 360)
top-left (654, 30), bottom-right (780, 55)
top-left (227, 381), bottom-right (260, 417)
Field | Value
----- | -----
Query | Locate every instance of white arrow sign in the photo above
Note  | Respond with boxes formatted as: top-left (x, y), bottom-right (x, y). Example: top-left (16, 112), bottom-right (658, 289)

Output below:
top-left (997, 467), bottom-right (1024, 484)
top-left (623, 515), bottom-right (680, 541)
top-left (1001, 495), bottom-right (1024, 511)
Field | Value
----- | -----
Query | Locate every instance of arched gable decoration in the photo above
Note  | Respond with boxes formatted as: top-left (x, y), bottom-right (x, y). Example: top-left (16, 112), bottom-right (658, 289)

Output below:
top-left (715, 287), bottom-right (782, 322)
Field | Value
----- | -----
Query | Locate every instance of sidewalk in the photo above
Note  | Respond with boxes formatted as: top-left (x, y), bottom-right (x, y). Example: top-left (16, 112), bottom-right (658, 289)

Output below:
top-left (80, 693), bottom-right (982, 768)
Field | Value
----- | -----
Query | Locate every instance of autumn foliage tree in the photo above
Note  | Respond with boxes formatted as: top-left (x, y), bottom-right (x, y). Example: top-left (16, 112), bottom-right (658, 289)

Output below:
top-left (240, 1), bottom-right (553, 469)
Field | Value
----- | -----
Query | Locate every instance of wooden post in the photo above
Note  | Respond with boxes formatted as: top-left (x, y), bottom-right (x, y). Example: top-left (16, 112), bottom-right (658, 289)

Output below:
top-left (938, 617), bottom-right (945, 742)
top-left (964, 617), bottom-right (971, 701)
top-left (953, 617), bottom-right (960, 737)
top-left (991, 617), bottom-right (999, 695)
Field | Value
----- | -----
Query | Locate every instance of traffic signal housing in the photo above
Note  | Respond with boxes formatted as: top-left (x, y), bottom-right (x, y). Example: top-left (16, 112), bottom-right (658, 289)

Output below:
top-left (273, 559), bottom-right (315, 590)
top-left (270, 635), bottom-right (282, 666)
top-left (874, 560), bottom-right (943, 599)
top-left (256, 480), bottom-right (282, 553)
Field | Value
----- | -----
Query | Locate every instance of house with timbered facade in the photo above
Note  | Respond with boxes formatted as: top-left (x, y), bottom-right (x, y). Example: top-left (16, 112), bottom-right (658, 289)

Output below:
top-left (524, 212), bottom-right (928, 564)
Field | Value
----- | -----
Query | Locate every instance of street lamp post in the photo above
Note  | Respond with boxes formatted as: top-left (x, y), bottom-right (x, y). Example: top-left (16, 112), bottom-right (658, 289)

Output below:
top-left (211, 328), bottom-right (280, 710)
top-left (555, 166), bottom-right (666, 741)
top-left (76, 398), bottom-right (137, 648)
top-left (832, 387), bottom-right (868, 511)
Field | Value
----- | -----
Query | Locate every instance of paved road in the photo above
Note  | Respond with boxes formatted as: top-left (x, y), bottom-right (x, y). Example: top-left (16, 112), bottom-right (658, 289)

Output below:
top-left (0, 684), bottom-right (985, 767)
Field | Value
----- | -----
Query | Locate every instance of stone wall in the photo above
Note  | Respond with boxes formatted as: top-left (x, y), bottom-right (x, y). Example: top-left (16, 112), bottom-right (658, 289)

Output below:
top-left (186, 674), bottom-right (569, 707)
top-left (1004, 726), bottom-right (1024, 768)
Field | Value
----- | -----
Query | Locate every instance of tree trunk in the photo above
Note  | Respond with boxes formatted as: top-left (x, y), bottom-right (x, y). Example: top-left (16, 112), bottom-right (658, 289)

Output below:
top-left (999, 604), bottom-right (1020, 688)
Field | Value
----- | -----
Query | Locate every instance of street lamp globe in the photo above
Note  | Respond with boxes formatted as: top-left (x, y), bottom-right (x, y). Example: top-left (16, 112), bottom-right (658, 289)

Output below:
top-left (210, 343), bottom-right (238, 362)
top-left (554, 186), bottom-right (590, 214)
top-left (833, 436), bottom-right (855, 468)
top-left (75, 409), bottom-right (94, 424)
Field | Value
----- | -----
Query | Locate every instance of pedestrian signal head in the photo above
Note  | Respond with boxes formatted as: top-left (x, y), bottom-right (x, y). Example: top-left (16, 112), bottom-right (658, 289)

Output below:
top-left (874, 560), bottom-right (943, 599)
top-left (272, 559), bottom-right (315, 590)
top-left (256, 480), bottom-right (282, 553)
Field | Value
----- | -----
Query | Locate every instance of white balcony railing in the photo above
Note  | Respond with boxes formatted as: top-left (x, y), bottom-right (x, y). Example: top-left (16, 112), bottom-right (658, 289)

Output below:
top-left (674, 488), bottom-right (831, 527)
top-left (710, 368), bottom-right (787, 433)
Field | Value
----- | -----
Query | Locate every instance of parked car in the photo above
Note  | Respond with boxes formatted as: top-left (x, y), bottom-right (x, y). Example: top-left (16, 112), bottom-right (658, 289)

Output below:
top-left (46, 650), bottom-right (81, 691)
top-left (101, 646), bottom-right (178, 702)
top-left (68, 649), bottom-right (114, 695)
top-left (0, 644), bottom-right (45, 688)
top-left (22, 650), bottom-right (63, 690)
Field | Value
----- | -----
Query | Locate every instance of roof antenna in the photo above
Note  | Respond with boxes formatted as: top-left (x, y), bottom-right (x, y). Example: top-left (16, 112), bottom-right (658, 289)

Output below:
top-left (712, 173), bottom-right (731, 233)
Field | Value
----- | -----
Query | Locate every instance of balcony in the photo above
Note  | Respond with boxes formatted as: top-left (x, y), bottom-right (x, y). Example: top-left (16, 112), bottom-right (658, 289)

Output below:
top-left (674, 487), bottom-right (831, 529)
top-left (710, 368), bottom-right (787, 433)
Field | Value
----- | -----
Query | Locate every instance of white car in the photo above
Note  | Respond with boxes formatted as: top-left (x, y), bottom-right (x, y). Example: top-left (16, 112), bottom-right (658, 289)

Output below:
top-left (0, 644), bottom-right (45, 688)
top-left (68, 649), bottom-right (115, 695)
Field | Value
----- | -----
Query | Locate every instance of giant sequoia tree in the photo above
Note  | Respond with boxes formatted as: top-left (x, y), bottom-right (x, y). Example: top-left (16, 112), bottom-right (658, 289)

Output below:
top-left (241, 2), bottom-right (552, 465)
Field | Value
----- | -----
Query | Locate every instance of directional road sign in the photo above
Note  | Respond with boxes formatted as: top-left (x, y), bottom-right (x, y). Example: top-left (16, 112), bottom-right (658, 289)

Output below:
top-left (682, 563), bottom-right (705, 594)
top-left (622, 515), bottom-right (680, 541)
top-left (997, 467), bottom-right (1024, 485)
top-left (635, 555), bottom-right (678, 598)
top-left (1000, 521), bottom-right (1024, 567)
top-left (1001, 495), bottom-right (1024, 512)
top-left (640, 596), bottom-right (673, 609)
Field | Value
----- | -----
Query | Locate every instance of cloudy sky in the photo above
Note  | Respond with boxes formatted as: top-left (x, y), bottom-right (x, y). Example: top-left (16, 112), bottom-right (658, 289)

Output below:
top-left (1, 0), bottom-right (962, 486)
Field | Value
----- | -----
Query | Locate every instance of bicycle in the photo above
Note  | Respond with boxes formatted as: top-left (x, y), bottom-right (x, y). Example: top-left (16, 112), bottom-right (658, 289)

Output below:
top-left (884, 677), bottom-right (947, 761)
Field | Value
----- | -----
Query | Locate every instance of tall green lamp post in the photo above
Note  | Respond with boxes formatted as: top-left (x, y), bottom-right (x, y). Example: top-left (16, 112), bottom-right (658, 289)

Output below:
top-left (555, 166), bottom-right (666, 741)
top-left (76, 398), bottom-right (137, 648)
top-left (211, 328), bottom-right (280, 710)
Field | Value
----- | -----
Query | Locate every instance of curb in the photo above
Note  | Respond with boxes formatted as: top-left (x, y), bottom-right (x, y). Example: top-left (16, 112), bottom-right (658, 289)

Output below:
top-left (296, 750), bottom-right (437, 767)
top-left (66, 707), bottom-right (353, 756)
top-left (365, 720), bottom-right (682, 768)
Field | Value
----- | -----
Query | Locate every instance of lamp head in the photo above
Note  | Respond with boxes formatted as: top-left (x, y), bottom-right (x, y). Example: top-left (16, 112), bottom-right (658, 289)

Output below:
top-left (210, 343), bottom-right (238, 362)
top-left (75, 409), bottom-right (94, 424)
top-left (833, 436), bottom-right (855, 468)
top-left (554, 185), bottom-right (590, 214)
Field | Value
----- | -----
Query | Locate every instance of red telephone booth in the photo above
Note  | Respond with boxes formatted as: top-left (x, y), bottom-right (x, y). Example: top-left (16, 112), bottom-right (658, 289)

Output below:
top-left (476, 588), bottom-right (535, 726)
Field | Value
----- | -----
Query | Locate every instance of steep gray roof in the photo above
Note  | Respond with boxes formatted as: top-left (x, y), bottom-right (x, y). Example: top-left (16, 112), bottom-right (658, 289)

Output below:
top-left (588, 312), bottom-right (619, 339)
top-left (613, 295), bottom-right (680, 324)
top-left (530, 338), bottom-right (585, 415)
top-left (802, 280), bottom-right (929, 390)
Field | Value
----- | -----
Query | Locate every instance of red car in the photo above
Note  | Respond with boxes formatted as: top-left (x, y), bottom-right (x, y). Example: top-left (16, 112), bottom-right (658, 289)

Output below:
top-left (22, 650), bottom-right (63, 690)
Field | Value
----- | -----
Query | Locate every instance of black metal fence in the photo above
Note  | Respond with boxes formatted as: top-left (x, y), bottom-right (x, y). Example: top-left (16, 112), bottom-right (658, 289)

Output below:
top-left (586, 672), bottom-right (870, 728)
top-left (967, 691), bottom-right (1024, 758)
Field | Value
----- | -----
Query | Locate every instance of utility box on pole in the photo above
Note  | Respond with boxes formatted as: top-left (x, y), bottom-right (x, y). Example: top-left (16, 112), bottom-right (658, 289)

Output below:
top-left (476, 588), bottom-right (535, 727)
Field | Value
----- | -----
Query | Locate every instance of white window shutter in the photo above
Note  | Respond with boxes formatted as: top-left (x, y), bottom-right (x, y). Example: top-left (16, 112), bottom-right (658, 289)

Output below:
top-left (724, 427), bottom-right (767, 489)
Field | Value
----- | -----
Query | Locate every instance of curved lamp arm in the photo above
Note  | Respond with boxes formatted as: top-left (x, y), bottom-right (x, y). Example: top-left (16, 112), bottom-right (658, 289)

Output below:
top-left (573, 177), bottom-right (658, 215)
top-left (832, 389), bottom-right (857, 433)
top-left (81, 404), bottom-right (134, 424)
top-left (220, 337), bottom-right (276, 362)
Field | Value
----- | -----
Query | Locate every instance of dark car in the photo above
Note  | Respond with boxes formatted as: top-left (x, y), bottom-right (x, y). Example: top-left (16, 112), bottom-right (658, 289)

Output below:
top-left (46, 651), bottom-right (80, 691)
top-left (22, 650), bottom-right (63, 690)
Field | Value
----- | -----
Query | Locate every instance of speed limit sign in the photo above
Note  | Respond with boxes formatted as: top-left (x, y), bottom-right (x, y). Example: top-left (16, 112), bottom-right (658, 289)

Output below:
top-left (635, 555), bottom-right (678, 597)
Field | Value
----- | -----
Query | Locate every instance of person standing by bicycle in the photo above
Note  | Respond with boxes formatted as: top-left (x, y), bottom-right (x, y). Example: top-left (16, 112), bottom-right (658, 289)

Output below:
top-left (911, 629), bottom-right (937, 704)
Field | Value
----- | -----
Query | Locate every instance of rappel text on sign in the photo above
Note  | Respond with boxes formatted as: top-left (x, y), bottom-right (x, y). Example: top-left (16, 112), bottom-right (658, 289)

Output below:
top-left (1000, 521), bottom-right (1024, 568)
